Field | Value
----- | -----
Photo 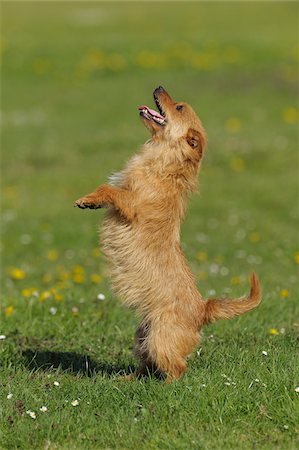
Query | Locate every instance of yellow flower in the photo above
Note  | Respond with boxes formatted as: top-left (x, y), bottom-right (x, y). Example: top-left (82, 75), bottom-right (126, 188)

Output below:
top-left (90, 274), bottom-right (102, 284)
top-left (72, 265), bottom-right (85, 274)
top-left (39, 291), bottom-right (52, 302)
top-left (54, 293), bottom-right (64, 302)
top-left (280, 289), bottom-right (289, 298)
top-left (230, 157), bottom-right (245, 172)
top-left (269, 328), bottom-right (279, 335)
top-left (196, 251), bottom-right (207, 262)
top-left (47, 250), bottom-right (59, 261)
top-left (9, 268), bottom-right (26, 280)
top-left (3, 186), bottom-right (19, 199)
top-left (226, 117), bottom-right (242, 133)
top-left (92, 248), bottom-right (101, 258)
top-left (73, 273), bottom-right (85, 284)
top-left (198, 271), bottom-right (208, 281)
top-left (294, 252), bottom-right (299, 264)
top-left (230, 276), bottom-right (241, 285)
top-left (249, 232), bottom-right (261, 243)
top-left (21, 287), bottom-right (38, 298)
top-left (282, 107), bottom-right (299, 124)
top-left (5, 306), bottom-right (14, 317)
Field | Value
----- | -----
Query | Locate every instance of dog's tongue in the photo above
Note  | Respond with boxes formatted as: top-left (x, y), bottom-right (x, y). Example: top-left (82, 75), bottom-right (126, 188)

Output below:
top-left (138, 105), bottom-right (164, 120)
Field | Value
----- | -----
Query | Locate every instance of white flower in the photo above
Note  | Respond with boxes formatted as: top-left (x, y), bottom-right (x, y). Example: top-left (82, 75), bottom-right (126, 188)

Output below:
top-left (262, 350), bottom-right (268, 356)
top-left (71, 399), bottom-right (79, 407)
top-left (40, 406), bottom-right (48, 412)
top-left (97, 293), bottom-right (105, 301)
top-left (53, 381), bottom-right (60, 386)
top-left (295, 387), bottom-right (299, 393)
top-left (0, 335), bottom-right (6, 340)
top-left (26, 410), bottom-right (36, 419)
top-left (49, 307), bottom-right (57, 315)
top-left (7, 393), bottom-right (13, 399)
top-left (283, 425), bottom-right (289, 430)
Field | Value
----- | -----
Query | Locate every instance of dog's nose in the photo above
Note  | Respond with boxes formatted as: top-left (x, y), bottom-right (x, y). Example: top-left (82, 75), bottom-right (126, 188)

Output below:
top-left (154, 86), bottom-right (165, 94)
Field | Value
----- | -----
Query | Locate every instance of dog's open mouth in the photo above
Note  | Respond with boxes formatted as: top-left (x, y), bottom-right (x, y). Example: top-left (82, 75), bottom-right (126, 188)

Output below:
top-left (138, 98), bottom-right (167, 126)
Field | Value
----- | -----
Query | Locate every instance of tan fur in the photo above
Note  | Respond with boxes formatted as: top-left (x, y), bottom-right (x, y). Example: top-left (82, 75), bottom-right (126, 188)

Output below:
top-left (75, 87), bottom-right (261, 382)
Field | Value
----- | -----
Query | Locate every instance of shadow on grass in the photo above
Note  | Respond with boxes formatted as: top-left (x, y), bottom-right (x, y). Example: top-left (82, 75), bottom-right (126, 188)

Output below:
top-left (22, 349), bottom-right (135, 378)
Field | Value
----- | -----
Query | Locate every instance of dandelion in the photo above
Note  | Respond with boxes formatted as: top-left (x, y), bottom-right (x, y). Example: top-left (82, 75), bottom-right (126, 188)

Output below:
top-left (280, 289), bottom-right (289, 298)
top-left (5, 306), bottom-right (14, 317)
top-left (54, 293), bottom-right (64, 302)
top-left (53, 381), bottom-right (60, 387)
top-left (90, 274), bottom-right (102, 284)
top-left (226, 117), bottom-right (242, 133)
top-left (9, 267), bottom-right (26, 280)
top-left (282, 107), bottom-right (299, 124)
top-left (73, 273), bottom-right (85, 284)
top-left (92, 248), bottom-right (101, 258)
top-left (196, 251), bottom-right (207, 262)
top-left (97, 293), bottom-right (106, 301)
top-left (249, 232), bottom-right (261, 243)
top-left (230, 276), bottom-right (241, 285)
top-left (230, 156), bottom-right (245, 172)
top-left (280, 327), bottom-right (286, 334)
top-left (47, 249), bottom-right (59, 261)
top-left (40, 406), bottom-right (48, 412)
top-left (262, 350), bottom-right (268, 356)
top-left (269, 328), bottom-right (279, 335)
top-left (7, 393), bottom-right (13, 399)
top-left (198, 271), bottom-right (208, 280)
top-left (39, 291), bottom-right (52, 301)
top-left (294, 252), bottom-right (299, 264)
top-left (21, 287), bottom-right (39, 298)
top-left (71, 399), bottom-right (79, 407)
top-left (58, 269), bottom-right (70, 281)
top-left (26, 410), bottom-right (36, 419)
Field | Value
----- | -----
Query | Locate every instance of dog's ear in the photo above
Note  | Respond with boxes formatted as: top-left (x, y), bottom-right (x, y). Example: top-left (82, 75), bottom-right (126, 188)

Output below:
top-left (186, 128), bottom-right (206, 159)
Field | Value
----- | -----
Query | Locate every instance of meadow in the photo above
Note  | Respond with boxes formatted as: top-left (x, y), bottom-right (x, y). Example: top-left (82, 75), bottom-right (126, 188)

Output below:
top-left (1, 2), bottom-right (298, 449)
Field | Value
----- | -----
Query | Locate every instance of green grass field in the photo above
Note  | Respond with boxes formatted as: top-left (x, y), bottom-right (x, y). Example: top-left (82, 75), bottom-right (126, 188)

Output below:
top-left (1, 2), bottom-right (299, 449)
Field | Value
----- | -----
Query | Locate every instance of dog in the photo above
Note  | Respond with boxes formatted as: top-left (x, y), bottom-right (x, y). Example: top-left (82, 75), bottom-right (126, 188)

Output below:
top-left (75, 86), bottom-right (261, 382)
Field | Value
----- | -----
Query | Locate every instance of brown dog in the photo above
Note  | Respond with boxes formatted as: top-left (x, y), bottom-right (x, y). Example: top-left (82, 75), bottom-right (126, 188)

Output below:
top-left (75, 86), bottom-right (261, 382)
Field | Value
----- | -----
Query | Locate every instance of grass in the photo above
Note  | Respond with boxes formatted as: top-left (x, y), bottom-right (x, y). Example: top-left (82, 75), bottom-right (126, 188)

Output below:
top-left (1, 1), bottom-right (299, 449)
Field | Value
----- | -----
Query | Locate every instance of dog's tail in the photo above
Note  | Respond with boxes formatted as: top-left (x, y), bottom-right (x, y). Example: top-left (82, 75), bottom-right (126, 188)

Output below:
top-left (204, 272), bottom-right (261, 324)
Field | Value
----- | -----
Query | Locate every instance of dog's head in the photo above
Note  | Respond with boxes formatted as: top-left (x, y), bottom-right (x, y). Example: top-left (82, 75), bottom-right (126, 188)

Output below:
top-left (139, 86), bottom-right (207, 163)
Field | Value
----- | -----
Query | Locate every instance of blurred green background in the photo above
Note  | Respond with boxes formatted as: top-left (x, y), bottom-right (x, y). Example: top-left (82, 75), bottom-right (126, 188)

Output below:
top-left (1, 2), bottom-right (298, 449)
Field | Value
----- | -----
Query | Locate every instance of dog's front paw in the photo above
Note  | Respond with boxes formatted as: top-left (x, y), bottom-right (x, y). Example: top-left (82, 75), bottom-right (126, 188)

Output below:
top-left (74, 196), bottom-right (102, 209)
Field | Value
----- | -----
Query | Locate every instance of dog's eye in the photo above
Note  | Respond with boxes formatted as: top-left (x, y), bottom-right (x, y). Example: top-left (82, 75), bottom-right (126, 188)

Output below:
top-left (176, 105), bottom-right (184, 111)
